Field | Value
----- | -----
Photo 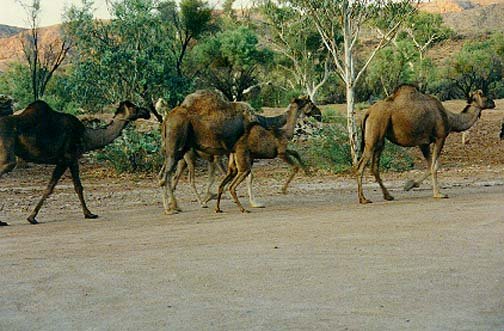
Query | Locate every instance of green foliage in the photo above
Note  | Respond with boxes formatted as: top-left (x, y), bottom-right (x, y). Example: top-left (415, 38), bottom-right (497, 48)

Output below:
top-left (0, 62), bottom-right (79, 113)
top-left (179, 0), bottom-right (213, 38)
top-left (300, 118), bottom-right (414, 174)
top-left (439, 33), bottom-right (504, 98)
top-left (193, 25), bottom-right (273, 101)
top-left (366, 42), bottom-right (415, 98)
top-left (0, 63), bottom-right (33, 108)
top-left (301, 123), bottom-right (353, 173)
top-left (94, 127), bottom-right (163, 173)
top-left (64, 0), bottom-right (190, 110)
top-left (259, 2), bottom-right (329, 101)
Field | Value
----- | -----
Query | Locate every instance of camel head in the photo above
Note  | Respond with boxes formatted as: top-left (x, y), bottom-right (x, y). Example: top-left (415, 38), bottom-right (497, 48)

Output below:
top-left (292, 96), bottom-right (322, 122)
top-left (468, 90), bottom-right (496, 110)
top-left (114, 100), bottom-right (151, 121)
top-left (0, 95), bottom-right (14, 117)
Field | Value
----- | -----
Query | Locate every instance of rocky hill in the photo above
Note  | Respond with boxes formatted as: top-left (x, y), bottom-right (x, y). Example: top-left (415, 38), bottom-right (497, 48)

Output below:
top-left (0, 0), bottom-right (503, 72)
top-left (0, 25), bottom-right (61, 72)
top-left (0, 24), bottom-right (25, 39)
top-left (442, 3), bottom-right (504, 35)
top-left (419, 0), bottom-right (504, 13)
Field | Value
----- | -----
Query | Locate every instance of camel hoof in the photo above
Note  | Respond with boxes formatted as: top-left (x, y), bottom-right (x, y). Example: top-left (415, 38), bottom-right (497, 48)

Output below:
top-left (158, 179), bottom-right (166, 187)
top-left (200, 204), bottom-right (209, 209)
top-left (384, 195), bottom-right (395, 201)
top-left (241, 209), bottom-right (251, 213)
top-left (433, 193), bottom-right (449, 199)
top-left (0, 221), bottom-right (9, 226)
top-left (359, 198), bottom-right (372, 204)
top-left (85, 213), bottom-right (99, 219)
top-left (404, 180), bottom-right (418, 191)
top-left (215, 208), bottom-right (223, 214)
top-left (164, 209), bottom-right (180, 215)
top-left (250, 201), bottom-right (266, 208)
top-left (27, 217), bottom-right (38, 225)
top-left (203, 193), bottom-right (218, 204)
top-left (281, 188), bottom-right (288, 195)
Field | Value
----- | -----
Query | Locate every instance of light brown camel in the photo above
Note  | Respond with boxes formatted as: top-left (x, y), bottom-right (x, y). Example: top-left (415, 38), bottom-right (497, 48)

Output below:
top-left (159, 90), bottom-right (319, 214)
top-left (0, 100), bottom-right (150, 226)
top-left (215, 96), bottom-right (318, 213)
top-left (167, 99), bottom-right (320, 209)
top-left (356, 85), bottom-right (495, 204)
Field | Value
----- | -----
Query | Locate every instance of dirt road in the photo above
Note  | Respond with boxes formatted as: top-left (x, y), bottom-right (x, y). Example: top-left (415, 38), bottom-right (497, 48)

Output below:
top-left (1, 169), bottom-right (503, 330)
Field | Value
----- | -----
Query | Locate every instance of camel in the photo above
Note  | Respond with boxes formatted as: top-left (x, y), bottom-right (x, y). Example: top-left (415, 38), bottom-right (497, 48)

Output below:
top-left (159, 90), bottom-right (319, 214)
top-left (0, 100), bottom-right (150, 226)
top-left (0, 95), bottom-right (14, 117)
top-left (215, 96), bottom-right (318, 213)
top-left (356, 85), bottom-right (495, 204)
top-left (165, 99), bottom-right (321, 209)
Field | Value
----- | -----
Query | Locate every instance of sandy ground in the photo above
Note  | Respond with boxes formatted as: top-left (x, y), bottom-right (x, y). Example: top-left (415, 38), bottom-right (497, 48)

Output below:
top-left (1, 103), bottom-right (504, 330)
top-left (1, 166), bottom-right (504, 330)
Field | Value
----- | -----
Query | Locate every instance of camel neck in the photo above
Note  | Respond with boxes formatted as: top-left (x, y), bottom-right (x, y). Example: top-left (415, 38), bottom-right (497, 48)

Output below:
top-left (282, 104), bottom-right (300, 139)
top-left (82, 118), bottom-right (130, 152)
top-left (447, 105), bottom-right (482, 133)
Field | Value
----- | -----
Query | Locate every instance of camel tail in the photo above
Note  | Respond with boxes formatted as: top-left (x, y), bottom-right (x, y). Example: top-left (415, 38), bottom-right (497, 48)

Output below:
top-left (360, 112), bottom-right (369, 156)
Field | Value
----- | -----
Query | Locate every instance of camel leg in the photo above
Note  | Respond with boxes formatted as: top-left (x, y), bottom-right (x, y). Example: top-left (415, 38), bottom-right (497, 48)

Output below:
top-left (27, 164), bottom-right (68, 224)
top-left (431, 138), bottom-right (448, 199)
top-left (69, 161), bottom-right (98, 219)
top-left (171, 158), bottom-right (187, 191)
top-left (0, 161), bottom-right (16, 180)
top-left (228, 170), bottom-right (251, 213)
top-left (216, 156), bottom-right (227, 175)
top-left (0, 137), bottom-right (17, 226)
top-left (0, 135), bottom-right (17, 180)
top-left (246, 171), bottom-right (265, 208)
top-left (280, 151), bottom-right (303, 194)
top-left (184, 153), bottom-right (207, 208)
top-left (356, 148), bottom-right (373, 204)
top-left (404, 144), bottom-right (432, 191)
top-left (0, 160), bottom-right (16, 226)
top-left (371, 147), bottom-right (394, 201)
top-left (200, 160), bottom-right (216, 207)
top-left (215, 156), bottom-right (238, 213)
top-left (160, 157), bottom-right (181, 214)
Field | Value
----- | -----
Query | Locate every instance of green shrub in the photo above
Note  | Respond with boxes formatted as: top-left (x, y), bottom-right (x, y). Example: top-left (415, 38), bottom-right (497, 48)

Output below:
top-left (298, 120), bottom-right (414, 174)
top-left (321, 107), bottom-right (341, 123)
top-left (380, 142), bottom-right (415, 172)
top-left (94, 126), bottom-right (163, 173)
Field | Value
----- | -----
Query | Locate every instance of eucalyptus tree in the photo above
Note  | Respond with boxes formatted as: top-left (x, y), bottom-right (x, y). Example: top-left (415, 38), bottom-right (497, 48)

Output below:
top-left (158, 0), bottom-right (213, 78)
top-left (192, 26), bottom-right (273, 101)
top-left (260, 1), bottom-right (331, 102)
top-left (288, 0), bottom-right (418, 165)
top-left (64, 0), bottom-right (181, 110)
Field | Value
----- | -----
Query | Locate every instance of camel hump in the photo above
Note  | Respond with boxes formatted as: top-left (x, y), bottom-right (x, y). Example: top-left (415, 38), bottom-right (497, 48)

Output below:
top-left (181, 90), bottom-right (229, 110)
top-left (386, 84), bottom-right (420, 101)
top-left (180, 89), bottom-right (242, 117)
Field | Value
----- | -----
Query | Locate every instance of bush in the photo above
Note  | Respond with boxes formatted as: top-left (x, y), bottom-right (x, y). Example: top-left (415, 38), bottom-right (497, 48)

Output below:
top-left (298, 119), bottom-right (414, 174)
top-left (94, 126), bottom-right (163, 173)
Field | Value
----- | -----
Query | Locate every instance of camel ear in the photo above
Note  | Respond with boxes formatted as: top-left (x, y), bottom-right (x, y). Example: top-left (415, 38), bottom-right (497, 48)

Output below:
top-left (468, 90), bottom-right (482, 103)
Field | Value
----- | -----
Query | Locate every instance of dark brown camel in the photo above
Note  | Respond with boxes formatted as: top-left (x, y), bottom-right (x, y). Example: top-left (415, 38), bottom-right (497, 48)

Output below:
top-left (356, 85), bottom-right (495, 204)
top-left (159, 90), bottom-right (319, 214)
top-left (0, 95), bottom-right (14, 117)
top-left (215, 96), bottom-right (319, 213)
top-left (0, 100), bottom-right (150, 226)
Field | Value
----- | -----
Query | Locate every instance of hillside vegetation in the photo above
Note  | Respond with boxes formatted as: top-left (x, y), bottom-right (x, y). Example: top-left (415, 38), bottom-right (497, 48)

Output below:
top-left (0, 0), bottom-right (502, 174)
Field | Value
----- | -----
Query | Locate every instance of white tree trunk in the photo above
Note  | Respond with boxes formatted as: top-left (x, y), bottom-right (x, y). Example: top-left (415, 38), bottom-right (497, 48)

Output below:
top-left (343, 4), bottom-right (359, 166)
